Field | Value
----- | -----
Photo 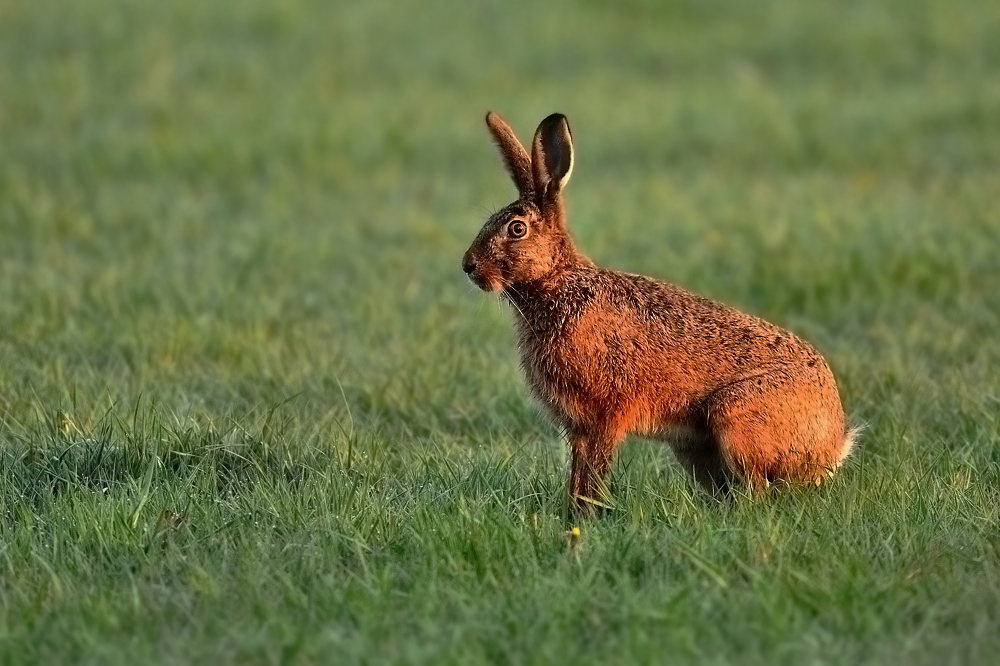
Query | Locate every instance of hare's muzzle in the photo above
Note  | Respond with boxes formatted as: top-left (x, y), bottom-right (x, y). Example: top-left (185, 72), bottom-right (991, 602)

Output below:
top-left (462, 249), bottom-right (498, 291)
top-left (462, 251), bottom-right (477, 276)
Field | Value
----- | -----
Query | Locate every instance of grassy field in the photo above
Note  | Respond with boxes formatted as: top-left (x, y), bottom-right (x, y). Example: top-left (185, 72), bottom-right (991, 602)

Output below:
top-left (1, 0), bottom-right (999, 663)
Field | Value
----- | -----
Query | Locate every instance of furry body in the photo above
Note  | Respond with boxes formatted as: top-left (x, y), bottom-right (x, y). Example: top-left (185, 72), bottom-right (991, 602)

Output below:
top-left (463, 112), bottom-right (853, 509)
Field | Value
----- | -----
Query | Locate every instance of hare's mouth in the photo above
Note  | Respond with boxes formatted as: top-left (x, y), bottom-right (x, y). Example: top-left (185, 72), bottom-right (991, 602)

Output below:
top-left (468, 270), bottom-right (503, 292)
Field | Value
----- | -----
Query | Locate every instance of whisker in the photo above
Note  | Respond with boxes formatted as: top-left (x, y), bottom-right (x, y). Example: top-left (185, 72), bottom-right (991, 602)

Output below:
top-left (502, 286), bottom-right (529, 324)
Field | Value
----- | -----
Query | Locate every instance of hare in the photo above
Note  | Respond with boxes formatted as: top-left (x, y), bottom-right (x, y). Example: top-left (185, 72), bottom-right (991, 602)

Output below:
top-left (462, 111), bottom-right (856, 511)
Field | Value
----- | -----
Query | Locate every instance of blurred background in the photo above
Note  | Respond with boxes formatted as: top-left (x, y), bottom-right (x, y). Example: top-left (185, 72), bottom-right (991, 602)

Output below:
top-left (0, 0), bottom-right (998, 443)
top-left (2, 1), bottom-right (999, 661)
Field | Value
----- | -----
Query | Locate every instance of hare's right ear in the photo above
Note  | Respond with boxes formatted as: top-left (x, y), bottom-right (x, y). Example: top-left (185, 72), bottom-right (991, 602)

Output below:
top-left (485, 112), bottom-right (534, 197)
top-left (531, 113), bottom-right (574, 204)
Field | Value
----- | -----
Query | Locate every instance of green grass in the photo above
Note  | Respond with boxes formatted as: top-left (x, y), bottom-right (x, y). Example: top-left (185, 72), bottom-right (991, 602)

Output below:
top-left (2, 0), bottom-right (999, 663)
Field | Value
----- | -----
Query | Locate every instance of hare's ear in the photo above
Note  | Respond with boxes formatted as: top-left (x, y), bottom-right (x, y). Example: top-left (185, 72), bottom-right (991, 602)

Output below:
top-left (485, 112), bottom-right (534, 197)
top-left (531, 113), bottom-right (574, 204)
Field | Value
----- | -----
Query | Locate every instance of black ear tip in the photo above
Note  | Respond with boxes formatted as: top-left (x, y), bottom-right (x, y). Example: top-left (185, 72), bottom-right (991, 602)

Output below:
top-left (540, 113), bottom-right (571, 138)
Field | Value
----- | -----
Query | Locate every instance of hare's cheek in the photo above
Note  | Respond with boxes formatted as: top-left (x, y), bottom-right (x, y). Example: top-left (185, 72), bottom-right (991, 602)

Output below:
top-left (520, 252), bottom-right (554, 282)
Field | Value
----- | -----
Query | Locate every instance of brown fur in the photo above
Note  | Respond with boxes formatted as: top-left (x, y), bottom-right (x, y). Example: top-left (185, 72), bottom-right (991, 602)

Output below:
top-left (463, 112), bottom-right (855, 512)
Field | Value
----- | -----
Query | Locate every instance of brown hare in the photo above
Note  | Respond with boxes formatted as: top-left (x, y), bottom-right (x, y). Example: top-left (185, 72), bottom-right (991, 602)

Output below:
top-left (462, 111), bottom-right (856, 511)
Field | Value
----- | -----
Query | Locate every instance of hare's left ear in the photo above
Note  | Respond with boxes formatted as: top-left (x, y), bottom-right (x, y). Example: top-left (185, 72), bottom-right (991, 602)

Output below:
top-left (531, 113), bottom-right (574, 204)
top-left (486, 112), bottom-right (534, 197)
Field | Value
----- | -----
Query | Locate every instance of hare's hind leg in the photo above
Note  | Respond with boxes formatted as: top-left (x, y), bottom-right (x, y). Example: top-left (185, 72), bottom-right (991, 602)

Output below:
top-left (706, 372), bottom-right (846, 489)
top-left (667, 429), bottom-right (731, 497)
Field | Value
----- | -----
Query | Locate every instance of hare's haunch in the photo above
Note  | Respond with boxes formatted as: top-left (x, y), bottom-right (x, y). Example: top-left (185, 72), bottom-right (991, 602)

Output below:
top-left (463, 112), bottom-right (855, 511)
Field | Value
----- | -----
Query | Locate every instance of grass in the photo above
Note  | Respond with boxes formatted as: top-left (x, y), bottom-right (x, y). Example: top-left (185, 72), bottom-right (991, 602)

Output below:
top-left (1, 0), bottom-right (999, 663)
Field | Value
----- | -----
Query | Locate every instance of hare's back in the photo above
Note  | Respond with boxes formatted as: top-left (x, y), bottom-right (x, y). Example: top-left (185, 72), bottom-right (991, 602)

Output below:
top-left (590, 269), bottom-right (825, 377)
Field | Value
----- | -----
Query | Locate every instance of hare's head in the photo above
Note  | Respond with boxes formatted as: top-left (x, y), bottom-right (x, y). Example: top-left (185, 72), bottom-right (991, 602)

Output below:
top-left (463, 112), bottom-right (579, 292)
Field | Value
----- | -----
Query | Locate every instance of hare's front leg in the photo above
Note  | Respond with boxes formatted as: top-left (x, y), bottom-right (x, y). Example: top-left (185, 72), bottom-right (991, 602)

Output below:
top-left (568, 425), bottom-right (623, 513)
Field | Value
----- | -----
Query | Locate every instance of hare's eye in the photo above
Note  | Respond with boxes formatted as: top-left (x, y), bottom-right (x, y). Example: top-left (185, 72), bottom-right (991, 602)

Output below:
top-left (508, 220), bottom-right (528, 239)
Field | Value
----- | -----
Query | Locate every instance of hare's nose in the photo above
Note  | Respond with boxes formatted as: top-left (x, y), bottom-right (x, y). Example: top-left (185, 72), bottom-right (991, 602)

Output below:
top-left (462, 252), bottom-right (477, 275)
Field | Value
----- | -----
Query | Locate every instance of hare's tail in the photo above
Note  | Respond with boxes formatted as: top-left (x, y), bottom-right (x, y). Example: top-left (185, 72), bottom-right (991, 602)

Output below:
top-left (821, 424), bottom-right (861, 482)
top-left (837, 424), bottom-right (863, 467)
